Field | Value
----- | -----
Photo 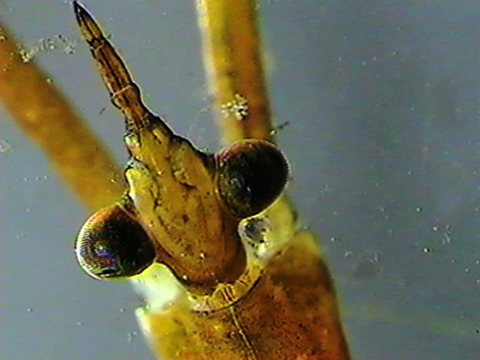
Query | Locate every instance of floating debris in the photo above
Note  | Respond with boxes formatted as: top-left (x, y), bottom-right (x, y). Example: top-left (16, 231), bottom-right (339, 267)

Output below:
top-left (0, 139), bottom-right (12, 153)
top-left (221, 93), bottom-right (249, 121)
top-left (18, 34), bottom-right (77, 63)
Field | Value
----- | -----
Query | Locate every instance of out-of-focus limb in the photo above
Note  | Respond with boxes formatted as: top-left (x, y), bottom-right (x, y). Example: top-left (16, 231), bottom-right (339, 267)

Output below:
top-left (0, 24), bottom-right (125, 211)
top-left (196, 0), bottom-right (273, 144)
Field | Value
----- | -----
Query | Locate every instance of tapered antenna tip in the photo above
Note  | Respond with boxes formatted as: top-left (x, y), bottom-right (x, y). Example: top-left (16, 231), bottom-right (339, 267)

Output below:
top-left (72, 1), bottom-right (84, 16)
top-left (72, 1), bottom-right (104, 43)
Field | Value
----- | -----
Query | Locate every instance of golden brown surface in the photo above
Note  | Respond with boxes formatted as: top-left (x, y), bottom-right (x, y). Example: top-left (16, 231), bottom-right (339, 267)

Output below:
top-left (141, 230), bottom-right (350, 360)
top-left (196, 0), bottom-right (274, 144)
top-left (71, 0), bottom-right (351, 358)
top-left (73, 1), bottom-right (246, 290)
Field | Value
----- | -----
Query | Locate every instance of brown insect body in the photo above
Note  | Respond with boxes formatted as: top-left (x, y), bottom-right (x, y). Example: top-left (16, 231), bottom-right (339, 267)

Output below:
top-left (72, 2), bottom-right (350, 359)
top-left (139, 228), bottom-right (349, 360)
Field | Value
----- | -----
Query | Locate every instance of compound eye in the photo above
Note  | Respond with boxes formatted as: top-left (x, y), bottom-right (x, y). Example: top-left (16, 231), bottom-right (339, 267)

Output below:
top-left (75, 204), bottom-right (156, 280)
top-left (215, 140), bottom-right (289, 218)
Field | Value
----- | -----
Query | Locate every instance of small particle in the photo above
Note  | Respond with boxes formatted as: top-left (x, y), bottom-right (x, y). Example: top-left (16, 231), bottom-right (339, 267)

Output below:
top-left (58, 34), bottom-right (77, 55)
top-left (127, 331), bottom-right (138, 343)
top-left (432, 225), bottom-right (439, 232)
top-left (319, 184), bottom-right (332, 194)
top-left (26, 307), bottom-right (33, 313)
top-left (442, 233), bottom-right (452, 244)
top-left (119, 308), bottom-right (126, 313)
top-left (0, 139), bottom-right (12, 153)
top-left (423, 247), bottom-right (432, 253)
top-left (33, 175), bottom-right (48, 181)
top-left (270, 121), bottom-right (290, 136)
top-left (416, 206), bottom-right (424, 213)
top-left (221, 93), bottom-right (249, 121)
top-left (76, 321), bottom-right (84, 326)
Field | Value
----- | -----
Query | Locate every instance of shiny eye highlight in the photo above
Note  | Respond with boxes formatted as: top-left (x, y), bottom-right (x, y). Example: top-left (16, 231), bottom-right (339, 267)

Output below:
top-left (215, 140), bottom-right (289, 218)
top-left (75, 204), bottom-right (156, 280)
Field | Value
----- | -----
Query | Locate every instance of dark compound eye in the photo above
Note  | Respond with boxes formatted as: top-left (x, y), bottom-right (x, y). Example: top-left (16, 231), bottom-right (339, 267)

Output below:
top-left (75, 204), bottom-right (156, 280)
top-left (215, 139), bottom-right (289, 218)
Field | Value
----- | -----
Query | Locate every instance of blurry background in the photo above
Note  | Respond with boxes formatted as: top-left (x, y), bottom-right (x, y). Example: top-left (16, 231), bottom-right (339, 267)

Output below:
top-left (1, 0), bottom-right (478, 359)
